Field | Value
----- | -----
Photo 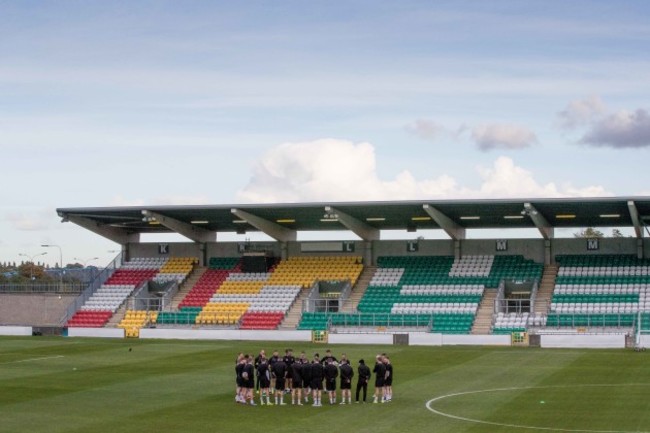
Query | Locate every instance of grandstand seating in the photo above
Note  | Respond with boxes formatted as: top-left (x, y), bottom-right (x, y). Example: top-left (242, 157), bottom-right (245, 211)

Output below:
top-left (118, 310), bottom-right (158, 337)
top-left (546, 255), bottom-right (650, 328)
top-left (65, 311), bottom-right (113, 328)
top-left (492, 312), bottom-right (529, 334)
top-left (66, 257), bottom-right (196, 328)
top-left (267, 256), bottom-right (363, 288)
top-left (153, 257), bottom-right (198, 284)
top-left (298, 255), bottom-right (541, 333)
top-left (153, 257), bottom-right (312, 330)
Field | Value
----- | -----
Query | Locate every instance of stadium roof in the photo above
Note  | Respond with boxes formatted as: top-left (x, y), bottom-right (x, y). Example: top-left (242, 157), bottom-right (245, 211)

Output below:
top-left (57, 197), bottom-right (650, 244)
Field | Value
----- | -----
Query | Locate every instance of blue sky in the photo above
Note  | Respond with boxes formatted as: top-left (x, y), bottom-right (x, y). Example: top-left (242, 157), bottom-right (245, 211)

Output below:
top-left (2, 1), bottom-right (650, 266)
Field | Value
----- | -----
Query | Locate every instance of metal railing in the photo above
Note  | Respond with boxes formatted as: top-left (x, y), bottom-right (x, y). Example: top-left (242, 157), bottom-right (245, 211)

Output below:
top-left (127, 280), bottom-right (179, 312)
top-left (58, 252), bottom-right (122, 326)
top-left (302, 280), bottom-right (352, 313)
top-left (0, 282), bottom-right (86, 293)
top-left (542, 312), bottom-right (637, 329)
top-left (327, 313), bottom-right (434, 330)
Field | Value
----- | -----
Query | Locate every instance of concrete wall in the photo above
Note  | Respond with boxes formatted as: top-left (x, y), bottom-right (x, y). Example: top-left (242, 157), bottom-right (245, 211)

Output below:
top-left (0, 294), bottom-right (76, 326)
top-left (328, 333), bottom-right (393, 345)
top-left (67, 328), bottom-right (125, 338)
top-left (0, 326), bottom-right (32, 336)
top-left (139, 328), bottom-right (312, 341)
top-left (128, 242), bottom-right (203, 263)
top-left (551, 237), bottom-right (639, 261)
top-left (373, 240), bottom-right (455, 263)
top-left (462, 239), bottom-right (546, 262)
top-left (441, 334), bottom-right (511, 346)
top-left (125, 237), bottom-right (650, 267)
top-left (540, 334), bottom-right (626, 348)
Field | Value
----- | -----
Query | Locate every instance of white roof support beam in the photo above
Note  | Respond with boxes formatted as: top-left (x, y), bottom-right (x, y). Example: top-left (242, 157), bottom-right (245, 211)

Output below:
top-left (324, 206), bottom-right (379, 241)
top-left (627, 200), bottom-right (643, 238)
top-left (143, 210), bottom-right (216, 243)
top-left (524, 202), bottom-right (554, 239)
top-left (63, 214), bottom-right (140, 245)
top-left (231, 208), bottom-right (297, 243)
top-left (423, 204), bottom-right (466, 240)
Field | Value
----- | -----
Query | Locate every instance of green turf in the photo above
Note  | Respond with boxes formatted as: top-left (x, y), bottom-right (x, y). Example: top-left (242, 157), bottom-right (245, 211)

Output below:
top-left (1, 337), bottom-right (650, 433)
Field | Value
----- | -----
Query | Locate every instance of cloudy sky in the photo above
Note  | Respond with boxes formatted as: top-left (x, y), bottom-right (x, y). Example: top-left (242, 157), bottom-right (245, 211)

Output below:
top-left (2, 1), bottom-right (650, 266)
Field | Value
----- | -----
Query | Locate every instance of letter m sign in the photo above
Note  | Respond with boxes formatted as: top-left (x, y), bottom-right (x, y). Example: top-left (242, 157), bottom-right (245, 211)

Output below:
top-left (587, 239), bottom-right (599, 251)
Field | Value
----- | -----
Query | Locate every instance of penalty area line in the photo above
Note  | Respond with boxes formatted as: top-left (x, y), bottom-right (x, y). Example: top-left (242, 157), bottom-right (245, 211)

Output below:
top-left (0, 355), bottom-right (65, 365)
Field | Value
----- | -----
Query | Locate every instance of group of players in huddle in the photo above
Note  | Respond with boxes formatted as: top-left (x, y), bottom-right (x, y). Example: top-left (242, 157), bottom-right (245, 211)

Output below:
top-left (235, 348), bottom-right (393, 406)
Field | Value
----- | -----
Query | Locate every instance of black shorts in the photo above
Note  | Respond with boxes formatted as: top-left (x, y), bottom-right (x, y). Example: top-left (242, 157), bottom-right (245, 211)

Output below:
top-left (340, 379), bottom-right (352, 390)
top-left (385, 377), bottom-right (393, 386)
top-left (246, 379), bottom-right (254, 389)
top-left (375, 378), bottom-right (385, 387)
top-left (259, 377), bottom-right (270, 388)
top-left (310, 378), bottom-right (322, 390)
top-left (325, 379), bottom-right (336, 391)
top-left (292, 375), bottom-right (302, 386)
top-left (275, 377), bottom-right (286, 390)
top-left (302, 378), bottom-right (311, 388)
top-left (236, 378), bottom-right (243, 387)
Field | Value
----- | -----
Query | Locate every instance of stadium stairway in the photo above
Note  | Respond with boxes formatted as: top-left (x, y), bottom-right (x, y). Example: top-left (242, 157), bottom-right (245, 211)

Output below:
top-left (340, 266), bottom-right (377, 313)
top-left (106, 305), bottom-right (127, 327)
top-left (278, 289), bottom-right (311, 329)
top-left (534, 264), bottom-right (558, 315)
top-left (170, 267), bottom-right (207, 309)
top-left (471, 290), bottom-right (497, 334)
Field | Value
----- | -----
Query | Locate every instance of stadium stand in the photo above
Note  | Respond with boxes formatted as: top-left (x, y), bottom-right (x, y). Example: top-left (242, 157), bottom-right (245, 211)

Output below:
top-left (295, 255), bottom-right (538, 333)
top-left (66, 257), bottom-right (196, 328)
top-left (148, 256), bottom-right (343, 330)
top-left (544, 255), bottom-right (650, 328)
top-left (297, 254), bottom-right (542, 333)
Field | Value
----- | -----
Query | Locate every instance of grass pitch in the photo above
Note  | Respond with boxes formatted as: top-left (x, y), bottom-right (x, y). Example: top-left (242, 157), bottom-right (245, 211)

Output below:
top-left (1, 336), bottom-right (650, 433)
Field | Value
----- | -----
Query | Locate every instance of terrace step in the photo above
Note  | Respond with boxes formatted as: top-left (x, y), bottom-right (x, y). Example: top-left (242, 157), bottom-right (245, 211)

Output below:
top-left (341, 266), bottom-right (377, 313)
top-left (471, 290), bottom-right (497, 335)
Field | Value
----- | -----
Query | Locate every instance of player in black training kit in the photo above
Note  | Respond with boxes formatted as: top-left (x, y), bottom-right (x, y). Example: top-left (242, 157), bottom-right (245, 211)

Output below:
top-left (290, 356), bottom-right (303, 405)
top-left (235, 353), bottom-right (245, 403)
top-left (271, 357), bottom-right (288, 405)
top-left (256, 356), bottom-right (273, 405)
top-left (268, 350), bottom-right (280, 393)
top-left (338, 359), bottom-right (354, 404)
top-left (372, 354), bottom-right (386, 404)
top-left (300, 354), bottom-right (312, 404)
top-left (321, 349), bottom-right (338, 365)
top-left (242, 355), bottom-right (257, 406)
top-left (310, 355), bottom-right (324, 407)
top-left (383, 355), bottom-right (393, 402)
top-left (283, 348), bottom-right (295, 393)
top-left (254, 349), bottom-right (265, 392)
top-left (324, 359), bottom-right (339, 404)
top-left (355, 359), bottom-right (371, 403)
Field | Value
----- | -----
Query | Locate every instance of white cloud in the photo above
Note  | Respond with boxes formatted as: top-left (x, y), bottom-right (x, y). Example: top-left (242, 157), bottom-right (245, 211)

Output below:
top-left (471, 124), bottom-right (538, 151)
top-left (557, 95), bottom-right (607, 130)
top-left (237, 139), bottom-right (609, 203)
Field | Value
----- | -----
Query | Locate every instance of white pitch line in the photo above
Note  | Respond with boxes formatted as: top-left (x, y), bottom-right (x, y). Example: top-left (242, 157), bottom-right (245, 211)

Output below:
top-left (0, 355), bottom-right (65, 365)
top-left (425, 384), bottom-right (650, 433)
